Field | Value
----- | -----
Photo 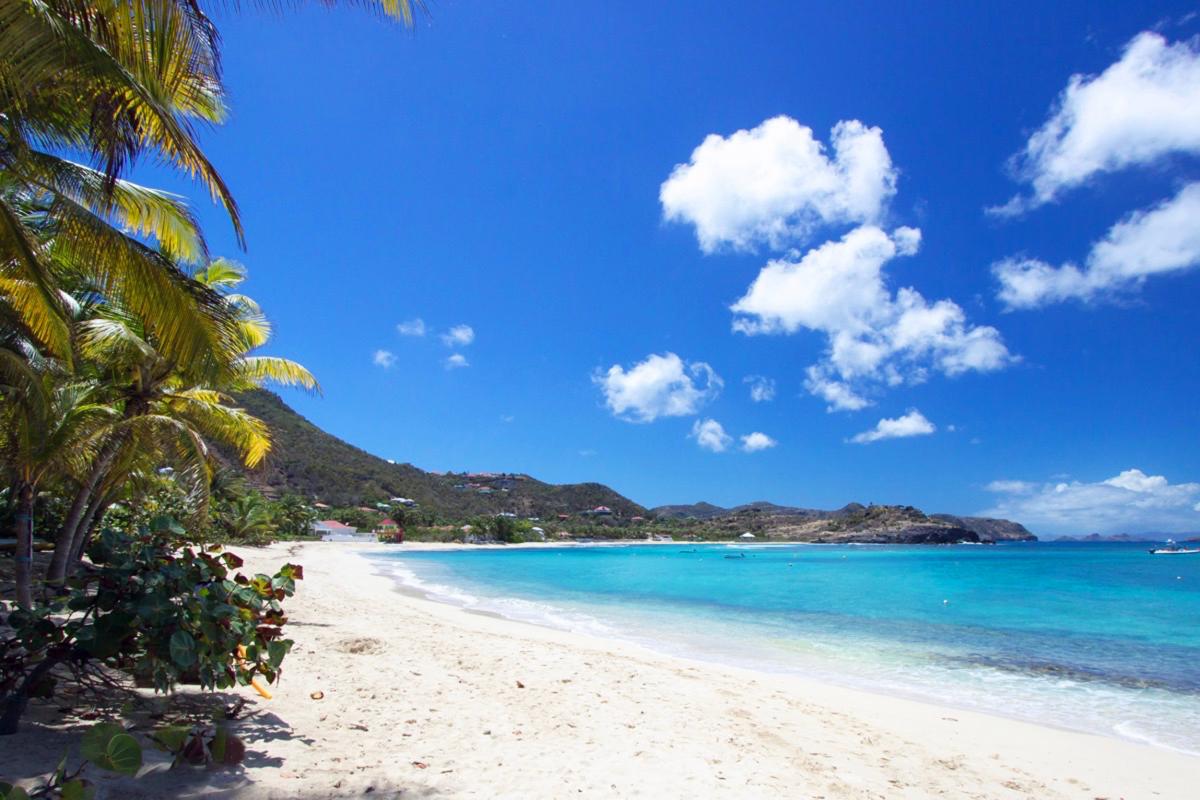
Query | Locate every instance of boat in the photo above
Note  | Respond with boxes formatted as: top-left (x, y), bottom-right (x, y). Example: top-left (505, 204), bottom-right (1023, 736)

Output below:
top-left (1148, 539), bottom-right (1200, 555)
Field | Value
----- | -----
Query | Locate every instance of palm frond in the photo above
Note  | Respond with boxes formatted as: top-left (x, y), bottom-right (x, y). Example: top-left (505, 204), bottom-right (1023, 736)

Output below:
top-left (233, 355), bottom-right (319, 392)
top-left (16, 150), bottom-right (208, 263)
top-left (162, 388), bottom-right (271, 467)
top-left (0, 197), bottom-right (72, 357)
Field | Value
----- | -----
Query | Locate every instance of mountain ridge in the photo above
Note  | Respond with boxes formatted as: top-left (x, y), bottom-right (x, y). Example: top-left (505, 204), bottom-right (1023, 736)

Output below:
top-left (224, 390), bottom-right (645, 519)
top-left (229, 390), bottom-right (1035, 540)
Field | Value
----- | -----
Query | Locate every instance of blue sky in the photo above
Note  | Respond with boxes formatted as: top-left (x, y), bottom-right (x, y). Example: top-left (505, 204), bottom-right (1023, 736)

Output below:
top-left (155, 1), bottom-right (1200, 535)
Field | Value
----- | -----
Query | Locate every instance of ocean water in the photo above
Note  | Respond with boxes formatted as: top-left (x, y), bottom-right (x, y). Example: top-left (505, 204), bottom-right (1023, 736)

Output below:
top-left (372, 542), bottom-right (1200, 754)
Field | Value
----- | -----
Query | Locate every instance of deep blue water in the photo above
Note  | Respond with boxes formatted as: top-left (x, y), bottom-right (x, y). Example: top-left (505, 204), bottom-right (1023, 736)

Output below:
top-left (374, 542), bottom-right (1200, 753)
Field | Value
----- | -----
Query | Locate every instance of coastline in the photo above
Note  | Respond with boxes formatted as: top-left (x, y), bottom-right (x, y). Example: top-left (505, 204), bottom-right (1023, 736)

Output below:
top-left (5, 540), bottom-right (1193, 799)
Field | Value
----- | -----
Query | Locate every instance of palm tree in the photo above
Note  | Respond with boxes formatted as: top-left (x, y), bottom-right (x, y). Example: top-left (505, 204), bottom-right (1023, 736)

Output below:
top-left (44, 260), bottom-right (317, 585)
top-left (1, 0), bottom-right (417, 358)
top-left (0, 351), bottom-right (112, 606)
top-left (216, 492), bottom-right (276, 543)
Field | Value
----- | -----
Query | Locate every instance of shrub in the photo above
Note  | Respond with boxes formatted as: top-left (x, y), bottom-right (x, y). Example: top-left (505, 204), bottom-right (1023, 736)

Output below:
top-left (1, 517), bottom-right (301, 734)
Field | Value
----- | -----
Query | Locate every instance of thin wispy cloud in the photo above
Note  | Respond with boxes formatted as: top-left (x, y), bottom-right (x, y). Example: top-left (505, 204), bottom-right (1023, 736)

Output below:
top-left (744, 375), bottom-right (777, 403)
top-left (373, 349), bottom-right (396, 369)
top-left (981, 468), bottom-right (1200, 535)
top-left (594, 352), bottom-right (722, 423)
top-left (445, 353), bottom-right (469, 370)
top-left (396, 318), bottom-right (427, 337)
top-left (849, 410), bottom-right (936, 444)
top-left (995, 182), bottom-right (1200, 308)
top-left (993, 32), bottom-right (1200, 215)
top-left (441, 324), bottom-right (475, 347)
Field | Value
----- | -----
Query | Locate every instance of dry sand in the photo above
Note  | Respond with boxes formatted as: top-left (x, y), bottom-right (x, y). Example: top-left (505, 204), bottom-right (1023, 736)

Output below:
top-left (2, 540), bottom-right (1195, 799)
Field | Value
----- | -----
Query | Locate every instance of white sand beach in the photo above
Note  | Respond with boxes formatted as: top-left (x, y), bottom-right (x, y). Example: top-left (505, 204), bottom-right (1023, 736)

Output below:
top-left (3, 540), bottom-right (1196, 799)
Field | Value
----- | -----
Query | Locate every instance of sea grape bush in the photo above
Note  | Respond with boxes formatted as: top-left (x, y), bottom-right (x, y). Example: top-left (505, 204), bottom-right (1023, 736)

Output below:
top-left (0, 516), bottom-right (301, 734)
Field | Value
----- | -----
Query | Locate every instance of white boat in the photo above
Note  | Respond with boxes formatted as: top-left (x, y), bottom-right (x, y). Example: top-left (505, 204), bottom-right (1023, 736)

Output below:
top-left (1149, 539), bottom-right (1200, 555)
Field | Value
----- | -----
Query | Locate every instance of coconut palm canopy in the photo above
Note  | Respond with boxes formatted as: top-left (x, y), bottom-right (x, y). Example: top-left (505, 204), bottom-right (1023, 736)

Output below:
top-left (0, 0), bottom-right (411, 604)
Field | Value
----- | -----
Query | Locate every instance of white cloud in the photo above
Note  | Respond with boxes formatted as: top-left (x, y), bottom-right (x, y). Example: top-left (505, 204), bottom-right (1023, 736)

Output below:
top-left (744, 375), bottom-right (777, 403)
top-left (594, 352), bottom-right (722, 423)
top-left (996, 32), bottom-right (1200, 213)
top-left (373, 349), bottom-right (396, 369)
top-left (691, 418), bottom-right (732, 452)
top-left (985, 479), bottom-right (1037, 494)
top-left (441, 324), bottom-right (475, 347)
top-left (740, 432), bottom-right (777, 452)
top-left (396, 318), bottom-right (427, 337)
top-left (500, 414), bottom-right (515, 423)
top-left (732, 225), bottom-right (1012, 409)
top-left (660, 116), bottom-right (897, 252)
top-left (804, 368), bottom-right (871, 412)
top-left (995, 182), bottom-right (1200, 308)
top-left (982, 468), bottom-right (1200, 536)
top-left (445, 353), bottom-right (469, 370)
top-left (849, 409), bottom-right (936, 444)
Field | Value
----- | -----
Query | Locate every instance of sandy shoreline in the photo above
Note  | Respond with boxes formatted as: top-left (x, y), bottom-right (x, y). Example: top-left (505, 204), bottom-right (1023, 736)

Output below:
top-left (2, 540), bottom-right (1195, 799)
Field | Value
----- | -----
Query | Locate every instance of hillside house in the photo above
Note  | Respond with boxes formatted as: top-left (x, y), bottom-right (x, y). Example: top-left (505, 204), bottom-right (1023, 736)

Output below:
top-left (313, 520), bottom-right (374, 543)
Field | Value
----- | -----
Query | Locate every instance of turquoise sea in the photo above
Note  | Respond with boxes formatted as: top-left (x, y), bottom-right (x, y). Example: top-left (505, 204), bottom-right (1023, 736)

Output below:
top-left (373, 542), bottom-right (1200, 753)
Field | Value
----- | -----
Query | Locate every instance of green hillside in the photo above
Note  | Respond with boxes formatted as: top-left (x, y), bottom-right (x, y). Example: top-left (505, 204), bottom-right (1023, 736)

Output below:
top-left (227, 390), bottom-right (645, 519)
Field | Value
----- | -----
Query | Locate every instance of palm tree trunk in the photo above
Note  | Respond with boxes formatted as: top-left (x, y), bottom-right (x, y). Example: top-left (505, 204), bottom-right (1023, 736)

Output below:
top-left (0, 653), bottom-right (59, 736)
top-left (13, 482), bottom-right (34, 609)
top-left (45, 438), bottom-right (120, 587)
top-left (67, 492), bottom-right (112, 568)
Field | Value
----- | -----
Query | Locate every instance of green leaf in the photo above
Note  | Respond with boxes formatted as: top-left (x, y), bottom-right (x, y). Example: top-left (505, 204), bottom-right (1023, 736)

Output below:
top-left (60, 779), bottom-right (95, 800)
top-left (104, 733), bottom-right (143, 776)
top-left (151, 725), bottom-right (191, 754)
top-left (266, 639), bottom-right (291, 669)
top-left (149, 516), bottom-right (186, 535)
top-left (169, 630), bottom-right (198, 668)
top-left (209, 726), bottom-right (228, 763)
top-left (80, 722), bottom-right (125, 764)
top-left (0, 783), bottom-right (31, 800)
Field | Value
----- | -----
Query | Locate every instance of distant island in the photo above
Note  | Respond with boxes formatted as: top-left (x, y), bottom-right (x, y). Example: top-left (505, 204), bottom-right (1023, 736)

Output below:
top-left (222, 391), bottom-right (1035, 544)
top-left (1052, 532), bottom-right (1200, 543)
top-left (651, 501), bottom-right (1035, 543)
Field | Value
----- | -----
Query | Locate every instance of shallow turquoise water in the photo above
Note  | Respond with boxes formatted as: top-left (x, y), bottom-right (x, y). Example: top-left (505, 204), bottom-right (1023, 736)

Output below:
top-left (374, 542), bottom-right (1200, 753)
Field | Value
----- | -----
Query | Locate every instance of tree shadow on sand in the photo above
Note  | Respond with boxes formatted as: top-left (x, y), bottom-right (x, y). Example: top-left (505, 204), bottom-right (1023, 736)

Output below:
top-left (1, 690), bottom-right (450, 799)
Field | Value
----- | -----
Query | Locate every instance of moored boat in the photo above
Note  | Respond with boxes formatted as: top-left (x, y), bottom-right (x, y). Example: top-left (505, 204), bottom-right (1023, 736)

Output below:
top-left (1148, 539), bottom-right (1200, 555)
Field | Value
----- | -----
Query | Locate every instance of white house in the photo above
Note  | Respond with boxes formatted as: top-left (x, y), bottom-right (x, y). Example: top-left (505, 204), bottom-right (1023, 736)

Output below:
top-left (739, 532), bottom-right (757, 540)
top-left (313, 519), bottom-right (375, 543)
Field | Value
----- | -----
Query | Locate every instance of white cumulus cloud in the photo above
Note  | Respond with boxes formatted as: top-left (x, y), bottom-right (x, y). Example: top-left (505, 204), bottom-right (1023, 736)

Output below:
top-left (850, 409), bottom-right (936, 444)
top-left (995, 182), bottom-right (1200, 308)
top-left (981, 468), bottom-right (1200, 536)
top-left (691, 418), bottom-right (732, 452)
top-left (740, 432), bottom-right (778, 452)
top-left (594, 352), bottom-right (722, 423)
top-left (373, 349), bottom-right (396, 369)
top-left (660, 116), bottom-right (897, 252)
top-left (744, 375), bottom-right (777, 403)
top-left (441, 324), bottom-right (475, 347)
top-left (396, 318), bottom-right (427, 337)
top-left (733, 225), bottom-right (1012, 410)
top-left (445, 353), bottom-right (469, 370)
top-left (995, 32), bottom-right (1200, 214)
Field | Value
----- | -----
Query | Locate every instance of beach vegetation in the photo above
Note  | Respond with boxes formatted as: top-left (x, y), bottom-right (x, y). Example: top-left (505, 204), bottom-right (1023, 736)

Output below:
top-left (1, 516), bottom-right (301, 734)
